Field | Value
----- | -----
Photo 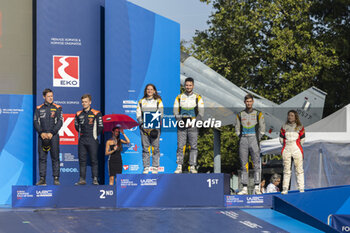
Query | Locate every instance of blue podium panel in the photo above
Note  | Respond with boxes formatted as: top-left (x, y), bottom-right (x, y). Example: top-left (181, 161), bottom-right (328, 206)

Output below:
top-left (117, 174), bottom-right (230, 208)
top-left (225, 195), bottom-right (273, 208)
top-left (12, 185), bottom-right (116, 208)
top-left (331, 215), bottom-right (350, 232)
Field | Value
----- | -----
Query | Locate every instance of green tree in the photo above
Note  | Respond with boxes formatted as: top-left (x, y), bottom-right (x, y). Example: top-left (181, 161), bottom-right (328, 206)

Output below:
top-left (197, 126), bottom-right (240, 174)
top-left (310, 0), bottom-right (350, 114)
top-left (192, 0), bottom-right (338, 104)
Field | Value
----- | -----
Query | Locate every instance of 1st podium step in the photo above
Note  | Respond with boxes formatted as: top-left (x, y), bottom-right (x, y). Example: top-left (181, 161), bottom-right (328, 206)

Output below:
top-left (117, 173), bottom-right (230, 208)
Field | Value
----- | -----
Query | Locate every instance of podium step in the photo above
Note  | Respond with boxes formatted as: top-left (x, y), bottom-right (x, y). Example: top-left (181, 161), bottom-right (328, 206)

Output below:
top-left (13, 185), bottom-right (116, 208)
top-left (117, 173), bottom-right (230, 208)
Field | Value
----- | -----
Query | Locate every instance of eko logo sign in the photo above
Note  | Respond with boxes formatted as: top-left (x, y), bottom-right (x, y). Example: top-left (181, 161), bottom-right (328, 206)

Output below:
top-left (53, 56), bottom-right (79, 87)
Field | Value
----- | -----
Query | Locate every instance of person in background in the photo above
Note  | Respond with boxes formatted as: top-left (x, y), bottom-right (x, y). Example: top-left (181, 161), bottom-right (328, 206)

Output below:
top-left (266, 173), bottom-right (281, 193)
top-left (260, 178), bottom-right (266, 194)
top-left (105, 126), bottom-right (130, 185)
top-left (173, 77), bottom-right (204, 174)
top-left (279, 110), bottom-right (306, 194)
top-left (34, 88), bottom-right (63, 186)
top-left (136, 84), bottom-right (163, 174)
top-left (236, 94), bottom-right (265, 195)
top-left (74, 94), bottom-right (103, 185)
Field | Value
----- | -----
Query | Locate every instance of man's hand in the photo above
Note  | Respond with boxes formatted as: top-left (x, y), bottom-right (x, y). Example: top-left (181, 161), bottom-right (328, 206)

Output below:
top-left (47, 133), bottom-right (53, 140)
top-left (40, 133), bottom-right (47, 139)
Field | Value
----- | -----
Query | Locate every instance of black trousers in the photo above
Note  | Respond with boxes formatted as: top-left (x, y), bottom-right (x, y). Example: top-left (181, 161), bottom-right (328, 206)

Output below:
top-left (38, 135), bottom-right (60, 178)
top-left (78, 137), bottom-right (99, 179)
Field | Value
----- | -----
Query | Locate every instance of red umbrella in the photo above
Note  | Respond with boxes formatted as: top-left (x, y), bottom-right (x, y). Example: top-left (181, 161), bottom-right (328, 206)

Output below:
top-left (103, 114), bottom-right (139, 132)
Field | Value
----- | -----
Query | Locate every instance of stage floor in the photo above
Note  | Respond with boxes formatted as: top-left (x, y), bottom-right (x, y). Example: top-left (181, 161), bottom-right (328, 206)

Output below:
top-left (0, 207), bottom-right (322, 233)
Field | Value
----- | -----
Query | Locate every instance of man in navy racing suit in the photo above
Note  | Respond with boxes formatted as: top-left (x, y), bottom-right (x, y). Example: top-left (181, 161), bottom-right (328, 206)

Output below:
top-left (34, 88), bottom-right (63, 186)
top-left (74, 94), bottom-right (103, 185)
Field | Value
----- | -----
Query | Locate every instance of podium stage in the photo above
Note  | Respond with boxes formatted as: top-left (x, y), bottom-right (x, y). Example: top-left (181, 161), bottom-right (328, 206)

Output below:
top-left (11, 176), bottom-right (349, 232)
top-left (13, 173), bottom-right (230, 208)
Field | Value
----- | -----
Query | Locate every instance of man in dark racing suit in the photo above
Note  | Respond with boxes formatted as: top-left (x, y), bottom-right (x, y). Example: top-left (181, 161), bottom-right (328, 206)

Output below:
top-left (74, 94), bottom-right (103, 185)
top-left (34, 88), bottom-right (63, 186)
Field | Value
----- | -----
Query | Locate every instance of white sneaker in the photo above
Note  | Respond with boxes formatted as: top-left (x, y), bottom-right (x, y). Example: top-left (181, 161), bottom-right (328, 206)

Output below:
top-left (299, 189), bottom-right (304, 193)
top-left (238, 187), bottom-right (248, 195)
top-left (152, 167), bottom-right (158, 174)
top-left (174, 165), bottom-right (182, 174)
top-left (254, 185), bottom-right (262, 195)
top-left (143, 167), bottom-right (150, 174)
top-left (189, 165), bottom-right (197, 174)
top-left (281, 190), bottom-right (288, 195)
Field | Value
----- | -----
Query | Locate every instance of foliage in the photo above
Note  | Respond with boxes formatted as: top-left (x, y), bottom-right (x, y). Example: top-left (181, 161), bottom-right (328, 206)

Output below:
top-left (192, 0), bottom-right (338, 104)
top-left (310, 0), bottom-right (350, 114)
top-left (197, 126), bottom-right (240, 174)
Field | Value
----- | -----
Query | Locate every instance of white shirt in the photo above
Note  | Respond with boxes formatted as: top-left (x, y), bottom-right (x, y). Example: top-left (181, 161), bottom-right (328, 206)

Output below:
top-left (266, 183), bottom-right (280, 193)
top-left (136, 97), bottom-right (164, 124)
top-left (173, 92), bottom-right (204, 120)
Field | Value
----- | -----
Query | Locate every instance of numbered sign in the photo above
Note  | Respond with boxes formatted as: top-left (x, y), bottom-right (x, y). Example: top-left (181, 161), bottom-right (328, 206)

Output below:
top-left (117, 174), bottom-right (230, 207)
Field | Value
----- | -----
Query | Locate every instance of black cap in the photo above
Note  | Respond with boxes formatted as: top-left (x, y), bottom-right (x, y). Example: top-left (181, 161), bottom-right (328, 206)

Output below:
top-left (42, 139), bottom-right (51, 152)
top-left (150, 129), bottom-right (158, 139)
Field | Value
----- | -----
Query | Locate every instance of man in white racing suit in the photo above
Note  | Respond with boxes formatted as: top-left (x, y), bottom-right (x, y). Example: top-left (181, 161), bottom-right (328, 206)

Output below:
top-left (173, 77), bottom-right (204, 174)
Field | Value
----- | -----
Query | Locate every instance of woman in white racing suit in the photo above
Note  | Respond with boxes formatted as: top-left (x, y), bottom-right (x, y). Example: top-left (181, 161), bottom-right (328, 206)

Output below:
top-left (279, 110), bottom-right (306, 194)
top-left (136, 84), bottom-right (163, 174)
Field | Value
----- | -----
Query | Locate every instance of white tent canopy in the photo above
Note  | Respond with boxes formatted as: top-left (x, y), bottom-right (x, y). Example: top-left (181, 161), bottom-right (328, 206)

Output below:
top-left (261, 104), bottom-right (350, 189)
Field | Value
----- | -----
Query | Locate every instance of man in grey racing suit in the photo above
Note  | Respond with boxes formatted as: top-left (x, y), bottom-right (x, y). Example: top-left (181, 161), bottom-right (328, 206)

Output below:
top-left (236, 94), bottom-right (265, 195)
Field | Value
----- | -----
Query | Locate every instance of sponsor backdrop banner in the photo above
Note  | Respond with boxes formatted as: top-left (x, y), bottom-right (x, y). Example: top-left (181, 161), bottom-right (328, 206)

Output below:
top-left (0, 95), bottom-right (33, 205)
top-left (36, 0), bottom-right (104, 184)
top-left (105, 0), bottom-right (180, 178)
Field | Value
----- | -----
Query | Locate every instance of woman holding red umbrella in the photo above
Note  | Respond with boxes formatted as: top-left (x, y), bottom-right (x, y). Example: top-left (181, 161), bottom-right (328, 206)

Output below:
top-left (105, 126), bottom-right (130, 185)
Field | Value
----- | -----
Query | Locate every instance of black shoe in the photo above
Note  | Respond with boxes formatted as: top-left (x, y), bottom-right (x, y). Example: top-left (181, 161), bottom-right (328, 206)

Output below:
top-left (36, 177), bottom-right (47, 186)
top-left (54, 177), bottom-right (60, 185)
top-left (92, 177), bottom-right (99, 185)
top-left (75, 178), bottom-right (86, 185)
